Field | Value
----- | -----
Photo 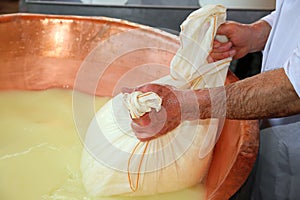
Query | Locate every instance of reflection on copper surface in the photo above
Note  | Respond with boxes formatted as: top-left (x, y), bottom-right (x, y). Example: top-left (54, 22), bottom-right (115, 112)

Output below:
top-left (43, 19), bottom-right (73, 58)
top-left (0, 13), bottom-right (258, 200)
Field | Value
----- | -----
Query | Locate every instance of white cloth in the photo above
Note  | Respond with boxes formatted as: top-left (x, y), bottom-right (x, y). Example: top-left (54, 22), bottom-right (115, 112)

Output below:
top-left (81, 5), bottom-right (231, 197)
top-left (123, 92), bottom-right (162, 119)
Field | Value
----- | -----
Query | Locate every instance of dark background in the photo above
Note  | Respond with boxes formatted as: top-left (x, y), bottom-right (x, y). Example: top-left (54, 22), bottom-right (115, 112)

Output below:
top-left (0, 0), bottom-right (19, 14)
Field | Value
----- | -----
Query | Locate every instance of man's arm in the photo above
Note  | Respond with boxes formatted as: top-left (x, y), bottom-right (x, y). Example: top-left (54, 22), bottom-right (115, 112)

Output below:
top-left (185, 68), bottom-right (300, 120)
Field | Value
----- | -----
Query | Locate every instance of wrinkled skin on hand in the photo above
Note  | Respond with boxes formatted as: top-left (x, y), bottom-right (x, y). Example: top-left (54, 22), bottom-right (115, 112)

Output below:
top-left (208, 20), bottom-right (271, 63)
top-left (208, 21), bottom-right (253, 62)
top-left (123, 84), bottom-right (183, 142)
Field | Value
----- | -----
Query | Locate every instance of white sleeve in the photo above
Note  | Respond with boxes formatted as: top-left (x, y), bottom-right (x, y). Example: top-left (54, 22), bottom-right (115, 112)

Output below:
top-left (261, 11), bottom-right (277, 27)
top-left (261, 0), bottom-right (282, 27)
top-left (283, 45), bottom-right (300, 97)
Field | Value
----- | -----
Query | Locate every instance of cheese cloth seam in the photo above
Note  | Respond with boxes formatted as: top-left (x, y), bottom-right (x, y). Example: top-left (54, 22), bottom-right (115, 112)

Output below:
top-left (190, 59), bottom-right (231, 89)
top-left (127, 141), bottom-right (150, 192)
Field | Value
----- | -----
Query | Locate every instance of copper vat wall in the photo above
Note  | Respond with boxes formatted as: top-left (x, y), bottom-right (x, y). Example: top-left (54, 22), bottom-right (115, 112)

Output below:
top-left (0, 14), bottom-right (259, 200)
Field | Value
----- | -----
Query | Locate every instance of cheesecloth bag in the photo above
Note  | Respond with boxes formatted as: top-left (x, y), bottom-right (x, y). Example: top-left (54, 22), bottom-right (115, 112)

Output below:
top-left (80, 5), bottom-right (232, 196)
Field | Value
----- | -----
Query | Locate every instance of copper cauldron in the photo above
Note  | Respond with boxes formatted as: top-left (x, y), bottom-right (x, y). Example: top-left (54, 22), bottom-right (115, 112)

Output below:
top-left (0, 13), bottom-right (259, 200)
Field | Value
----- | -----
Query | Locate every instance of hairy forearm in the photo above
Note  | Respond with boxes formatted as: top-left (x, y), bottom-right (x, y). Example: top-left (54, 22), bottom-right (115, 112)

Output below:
top-left (183, 68), bottom-right (300, 120)
top-left (224, 68), bottom-right (300, 119)
top-left (248, 20), bottom-right (272, 53)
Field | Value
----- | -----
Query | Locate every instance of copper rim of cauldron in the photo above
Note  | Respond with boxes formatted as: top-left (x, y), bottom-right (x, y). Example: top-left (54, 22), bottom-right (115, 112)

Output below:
top-left (0, 13), bottom-right (259, 200)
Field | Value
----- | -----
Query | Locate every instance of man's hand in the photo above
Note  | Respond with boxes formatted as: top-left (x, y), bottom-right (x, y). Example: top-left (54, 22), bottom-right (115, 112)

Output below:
top-left (124, 84), bottom-right (184, 142)
top-left (208, 20), bottom-right (271, 62)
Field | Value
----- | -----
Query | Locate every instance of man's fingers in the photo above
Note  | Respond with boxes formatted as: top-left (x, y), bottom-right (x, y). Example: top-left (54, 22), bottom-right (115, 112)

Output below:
top-left (131, 123), bottom-right (152, 141)
top-left (207, 55), bottom-right (215, 63)
top-left (132, 113), bottom-right (151, 127)
top-left (213, 40), bottom-right (222, 48)
top-left (212, 41), bottom-right (233, 52)
top-left (131, 120), bottom-right (158, 141)
top-left (209, 49), bottom-right (236, 61)
top-left (216, 21), bottom-right (234, 36)
top-left (131, 109), bottom-right (167, 141)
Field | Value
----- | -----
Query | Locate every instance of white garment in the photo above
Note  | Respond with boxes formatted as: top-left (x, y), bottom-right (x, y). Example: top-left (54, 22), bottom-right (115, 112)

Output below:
top-left (260, 0), bottom-right (300, 127)
top-left (249, 1), bottom-right (300, 199)
top-left (261, 0), bottom-right (300, 97)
